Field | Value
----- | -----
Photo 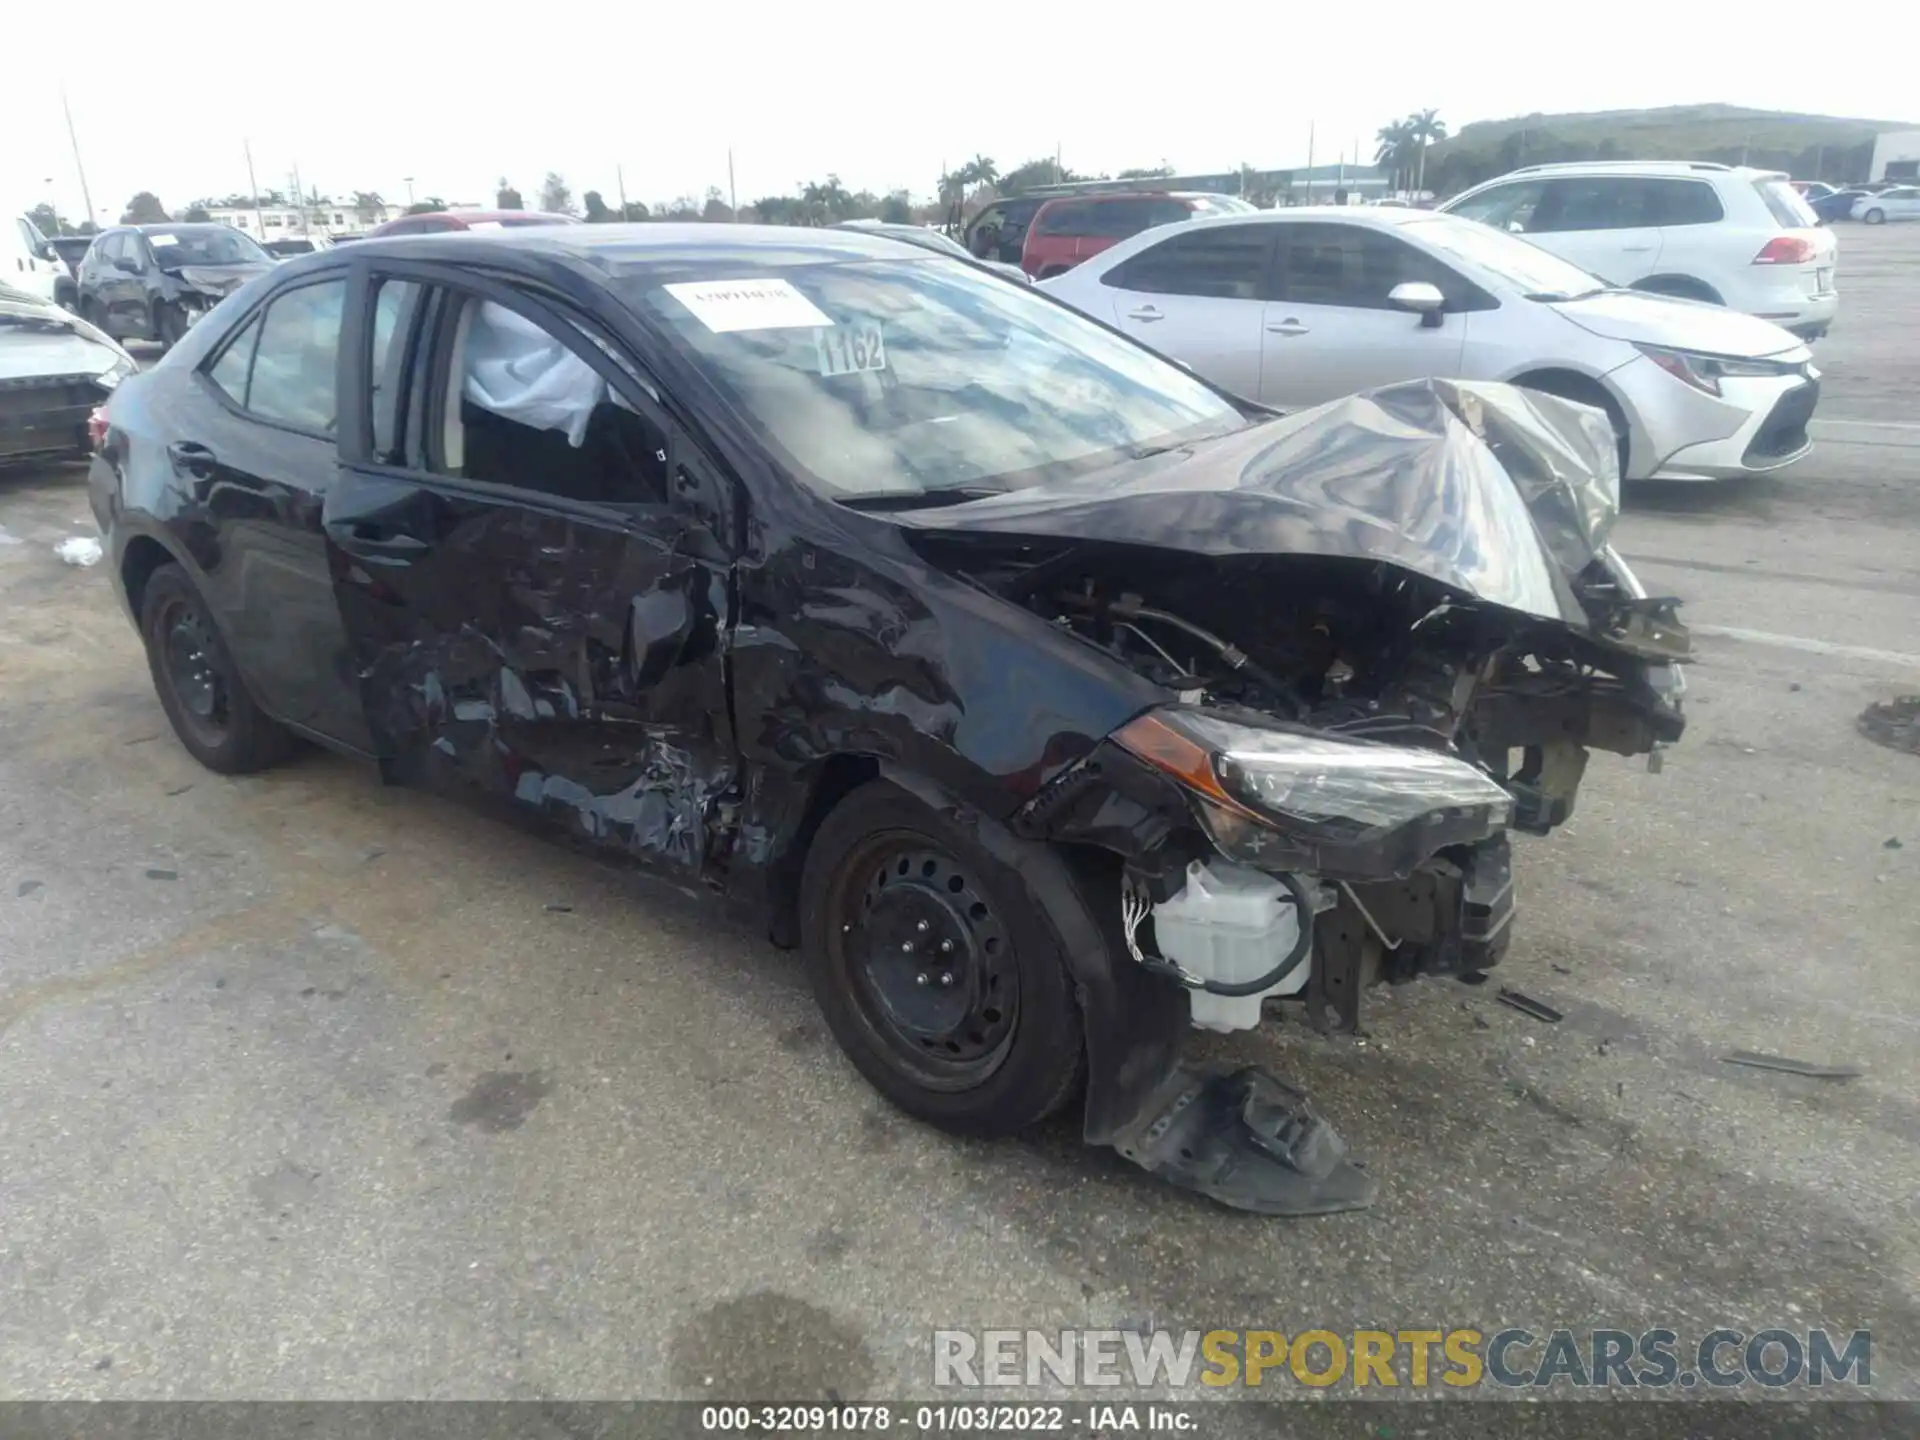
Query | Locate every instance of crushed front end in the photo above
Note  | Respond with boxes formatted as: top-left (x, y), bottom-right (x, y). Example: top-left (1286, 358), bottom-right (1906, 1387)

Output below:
top-left (907, 378), bottom-right (1688, 1214)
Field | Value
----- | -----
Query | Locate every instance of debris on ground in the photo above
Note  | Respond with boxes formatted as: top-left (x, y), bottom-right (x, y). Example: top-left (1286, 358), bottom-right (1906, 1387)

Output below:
top-left (543, 902), bottom-right (574, 913)
top-left (1859, 696), bottom-right (1920, 755)
top-left (54, 536), bottom-right (103, 566)
top-left (1885, 837), bottom-right (1904, 850)
top-left (1722, 1050), bottom-right (1862, 1080)
top-left (1497, 988), bottom-right (1563, 1023)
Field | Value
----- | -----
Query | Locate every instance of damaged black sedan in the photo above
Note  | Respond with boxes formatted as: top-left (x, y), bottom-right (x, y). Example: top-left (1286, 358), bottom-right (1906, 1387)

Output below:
top-left (76, 224), bottom-right (274, 348)
top-left (88, 226), bottom-right (1686, 1215)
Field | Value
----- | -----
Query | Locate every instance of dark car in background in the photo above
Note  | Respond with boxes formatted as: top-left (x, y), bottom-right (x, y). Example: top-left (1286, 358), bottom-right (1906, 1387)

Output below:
top-left (1810, 187), bottom-right (1872, 223)
top-left (364, 208), bottom-right (581, 238)
top-left (832, 220), bottom-right (1030, 282)
top-left (77, 224), bottom-right (275, 347)
top-left (47, 235), bottom-right (97, 280)
top-left (86, 224), bottom-right (1684, 1216)
top-left (1020, 191), bottom-right (1257, 277)
top-left (962, 196), bottom-right (1048, 267)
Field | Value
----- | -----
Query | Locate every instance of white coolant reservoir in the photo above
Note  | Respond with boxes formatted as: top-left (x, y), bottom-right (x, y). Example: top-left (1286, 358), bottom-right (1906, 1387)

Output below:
top-left (1151, 860), bottom-right (1309, 1033)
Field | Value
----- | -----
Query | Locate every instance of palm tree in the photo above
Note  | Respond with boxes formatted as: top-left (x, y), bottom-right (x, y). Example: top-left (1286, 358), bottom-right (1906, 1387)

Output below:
top-left (1407, 108), bottom-right (1448, 195)
top-left (961, 154), bottom-right (999, 191)
top-left (1375, 121), bottom-right (1415, 194)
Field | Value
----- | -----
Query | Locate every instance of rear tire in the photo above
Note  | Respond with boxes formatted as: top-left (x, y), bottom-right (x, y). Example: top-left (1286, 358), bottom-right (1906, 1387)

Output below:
top-left (799, 779), bottom-right (1086, 1137)
top-left (139, 563), bottom-right (293, 774)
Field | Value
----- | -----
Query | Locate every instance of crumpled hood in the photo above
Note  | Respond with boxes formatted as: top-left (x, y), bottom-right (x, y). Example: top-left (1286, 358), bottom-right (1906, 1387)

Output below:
top-left (1553, 289), bottom-right (1809, 359)
top-left (164, 263), bottom-right (271, 296)
top-left (898, 378), bottom-right (1624, 628)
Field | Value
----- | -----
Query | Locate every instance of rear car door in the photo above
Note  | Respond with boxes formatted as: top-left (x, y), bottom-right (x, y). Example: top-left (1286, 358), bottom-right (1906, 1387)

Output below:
top-left (322, 264), bottom-right (739, 878)
top-left (1097, 224), bottom-right (1278, 400)
top-left (170, 271), bottom-right (374, 748)
top-left (96, 234), bottom-right (139, 333)
top-left (1525, 177), bottom-right (1663, 285)
top-left (1260, 222), bottom-right (1472, 406)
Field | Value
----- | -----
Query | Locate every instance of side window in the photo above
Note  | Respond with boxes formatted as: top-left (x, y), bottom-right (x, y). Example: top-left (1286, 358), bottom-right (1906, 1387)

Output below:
top-left (94, 233), bottom-right (121, 266)
top-left (369, 278), bottom-right (430, 462)
top-left (1652, 180), bottom-right (1725, 226)
top-left (434, 293), bottom-right (670, 507)
top-left (1449, 181), bottom-right (1543, 231)
top-left (1276, 224), bottom-right (1464, 310)
top-left (205, 313), bottom-right (263, 404)
top-left (1534, 177), bottom-right (1654, 232)
top-left (1104, 225), bottom-right (1274, 300)
top-left (1091, 199), bottom-right (1156, 237)
top-left (245, 280), bottom-right (347, 432)
top-left (1037, 203), bottom-right (1091, 236)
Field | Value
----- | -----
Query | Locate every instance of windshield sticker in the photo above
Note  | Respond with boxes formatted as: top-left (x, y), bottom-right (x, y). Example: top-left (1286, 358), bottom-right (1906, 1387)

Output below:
top-left (146, 234), bottom-right (179, 247)
top-left (814, 322), bottom-right (887, 377)
top-left (665, 278), bottom-right (833, 334)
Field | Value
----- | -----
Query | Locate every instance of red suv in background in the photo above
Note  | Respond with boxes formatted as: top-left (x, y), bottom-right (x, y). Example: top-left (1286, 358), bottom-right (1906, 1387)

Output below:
top-left (1020, 191), bottom-right (1256, 277)
top-left (365, 209), bottom-right (582, 237)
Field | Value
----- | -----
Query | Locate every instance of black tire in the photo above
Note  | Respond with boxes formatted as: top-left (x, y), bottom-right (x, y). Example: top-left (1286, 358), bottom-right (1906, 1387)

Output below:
top-left (139, 563), bottom-right (292, 774)
top-left (1863, 208), bottom-right (1885, 225)
top-left (155, 302), bottom-right (189, 349)
top-left (1516, 373), bottom-right (1633, 480)
top-left (799, 779), bottom-right (1086, 1137)
top-left (80, 296), bottom-right (108, 334)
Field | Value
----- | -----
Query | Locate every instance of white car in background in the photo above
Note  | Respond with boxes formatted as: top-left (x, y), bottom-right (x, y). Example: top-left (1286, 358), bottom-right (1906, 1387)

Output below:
top-left (1039, 206), bottom-right (1820, 482)
top-left (1853, 187), bottom-right (1920, 224)
top-left (1439, 162), bottom-right (1836, 339)
top-left (6, 210), bottom-right (76, 309)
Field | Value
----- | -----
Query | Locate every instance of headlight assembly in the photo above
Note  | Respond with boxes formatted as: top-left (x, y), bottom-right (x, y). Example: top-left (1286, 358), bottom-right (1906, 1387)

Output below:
top-left (96, 354), bottom-right (138, 391)
top-left (1113, 709), bottom-right (1514, 880)
top-left (1635, 343), bottom-right (1803, 398)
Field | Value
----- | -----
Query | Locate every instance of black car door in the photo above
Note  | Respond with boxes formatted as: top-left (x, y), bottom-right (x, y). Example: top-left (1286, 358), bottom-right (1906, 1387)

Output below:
top-left (91, 233), bottom-right (132, 334)
top-left (321, 262), bottom-right (738, 879)
top-left (177, 271), bottom-right (375, 750)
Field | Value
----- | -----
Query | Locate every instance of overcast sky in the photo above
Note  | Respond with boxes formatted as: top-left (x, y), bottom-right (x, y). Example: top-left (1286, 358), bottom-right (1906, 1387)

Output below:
top-left (6, 1), bottom-right (1905, 224)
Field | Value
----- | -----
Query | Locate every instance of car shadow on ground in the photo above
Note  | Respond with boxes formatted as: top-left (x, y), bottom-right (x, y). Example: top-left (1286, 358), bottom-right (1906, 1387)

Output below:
top-left (1623, 475), bottom-right (1788, 521)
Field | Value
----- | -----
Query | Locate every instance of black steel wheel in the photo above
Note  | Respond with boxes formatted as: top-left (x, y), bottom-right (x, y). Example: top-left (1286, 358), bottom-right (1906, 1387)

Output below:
top-left (800, 780), bottom-right (1085, 1135)
top-left (140, 563), bottom-right (292, 774)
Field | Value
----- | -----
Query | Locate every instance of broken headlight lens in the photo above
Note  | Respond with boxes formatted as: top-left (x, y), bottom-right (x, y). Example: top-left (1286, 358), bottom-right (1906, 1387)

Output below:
top-left (1115, 708), bottom-right (1515, 880)
top-left (96, 354), bottom-right (137, 391)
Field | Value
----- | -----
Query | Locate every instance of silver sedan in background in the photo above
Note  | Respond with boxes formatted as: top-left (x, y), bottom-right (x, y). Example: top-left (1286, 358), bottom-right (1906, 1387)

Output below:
top-left (1040, 207), bottom-right (1820, 482)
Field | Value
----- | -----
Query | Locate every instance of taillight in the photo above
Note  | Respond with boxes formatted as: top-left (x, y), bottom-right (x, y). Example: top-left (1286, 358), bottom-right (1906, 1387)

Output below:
top-left (1754, 235), bottom-right (1817, 265)
top-left (87, 407), bottom-right (110, 451)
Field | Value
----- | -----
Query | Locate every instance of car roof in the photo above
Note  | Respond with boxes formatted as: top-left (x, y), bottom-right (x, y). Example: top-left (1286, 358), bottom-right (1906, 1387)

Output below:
top-left (408, 209), bottom-right (579, 224)
top-left (294, 222), bottom-right (947, 276)
top-left (1484, 160), bottom-right (1783, 181)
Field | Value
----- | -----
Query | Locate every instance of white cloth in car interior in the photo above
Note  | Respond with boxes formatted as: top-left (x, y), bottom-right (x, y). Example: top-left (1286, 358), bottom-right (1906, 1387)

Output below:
top-left (461, 300), bottom-right (607, 448)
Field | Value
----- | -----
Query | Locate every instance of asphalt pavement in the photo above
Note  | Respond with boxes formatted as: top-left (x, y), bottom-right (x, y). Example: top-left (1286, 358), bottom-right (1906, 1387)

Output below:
top-left (1, 225), bottom-right (1916, 1410)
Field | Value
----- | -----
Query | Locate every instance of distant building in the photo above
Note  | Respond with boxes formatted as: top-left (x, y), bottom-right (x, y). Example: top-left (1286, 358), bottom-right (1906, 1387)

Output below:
top-left (1869, 130), bottom-right (1920, 183)
top-left (205, 202), bottom-right (404, 241)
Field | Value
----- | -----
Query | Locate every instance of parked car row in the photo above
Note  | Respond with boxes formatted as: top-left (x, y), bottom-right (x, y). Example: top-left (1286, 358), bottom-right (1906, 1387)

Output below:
top-left (1040, 205), bottom-right (1819, 482)
top-left (82, 222), bottom-right (1688, 1213)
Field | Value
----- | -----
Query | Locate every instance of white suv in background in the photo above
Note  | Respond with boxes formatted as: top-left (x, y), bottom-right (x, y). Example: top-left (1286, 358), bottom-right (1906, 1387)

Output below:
top-left (1440, 162), bottom-right (1837, 339)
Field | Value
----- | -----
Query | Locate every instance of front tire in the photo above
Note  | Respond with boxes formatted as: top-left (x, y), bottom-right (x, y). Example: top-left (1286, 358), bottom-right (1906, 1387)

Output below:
top-left (155, 302), bottom-right (189, 349)
top-left (799, 780), bottom-right (1086, 1137)
top-left (1515, 373), bottom-right (1633, 480)
top-left (1863, 208), bottom-right (1886, 225)
top-left (140, 563), bottom-right (292, 774)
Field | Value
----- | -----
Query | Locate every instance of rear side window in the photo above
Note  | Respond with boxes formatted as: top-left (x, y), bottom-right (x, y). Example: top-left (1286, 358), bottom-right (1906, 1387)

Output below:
top-left (1753, 179), bottom-right (1817, 228)
top-left (370, 279), bottom-right (431, 462)
top-left (1649, 179), bottom-right (1725, 226)
top-left (1088, 199), bottom-right (1161, 238)
top-left (1105, 225), bottom-right (1274, 299)
top-left (207, 279), bottom-right (345, 433)
top-left (1534, 177), bottom-right (1657, 232)
top-left (1036, 203), bottom-right (1092, 236)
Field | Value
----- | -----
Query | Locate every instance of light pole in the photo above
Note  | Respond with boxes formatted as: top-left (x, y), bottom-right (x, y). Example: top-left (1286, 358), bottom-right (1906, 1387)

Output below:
top-left (403, 176), bottom-right (416, 208)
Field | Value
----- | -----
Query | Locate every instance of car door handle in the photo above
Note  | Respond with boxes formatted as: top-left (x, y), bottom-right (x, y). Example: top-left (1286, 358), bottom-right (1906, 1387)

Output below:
top-left (325, 521), bottom-right (430, 559)
top-left (166, 441), bottom-right (216, 476)
top-left (1266, 319), bottom-right (1310, 336)
top-left (1125, 305), bottom-right (1165, 322)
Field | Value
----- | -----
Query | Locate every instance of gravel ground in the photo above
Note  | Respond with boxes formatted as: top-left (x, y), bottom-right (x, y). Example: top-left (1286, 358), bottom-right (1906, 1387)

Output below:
top-left (1, 224), bottom-right (1915, 1419)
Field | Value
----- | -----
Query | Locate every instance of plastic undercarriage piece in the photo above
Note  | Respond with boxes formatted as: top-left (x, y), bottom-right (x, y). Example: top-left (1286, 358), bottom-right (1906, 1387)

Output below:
top-left (1105, 1063), bottom-right (1377, 1215)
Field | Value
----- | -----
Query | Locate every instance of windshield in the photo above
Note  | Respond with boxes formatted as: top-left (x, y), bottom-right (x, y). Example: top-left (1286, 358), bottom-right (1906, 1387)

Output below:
top-left (146, 227), bottom-right (270, 268)
top-left (1403, 216), bottom-right (1608, 299)
top-left (625, 257), bottom-right (1247, 503)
